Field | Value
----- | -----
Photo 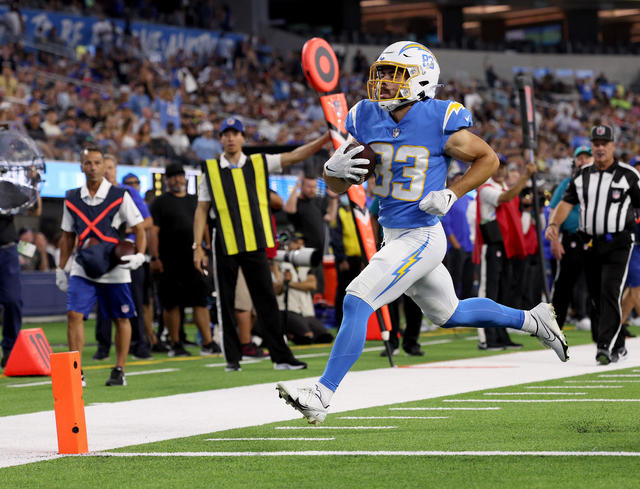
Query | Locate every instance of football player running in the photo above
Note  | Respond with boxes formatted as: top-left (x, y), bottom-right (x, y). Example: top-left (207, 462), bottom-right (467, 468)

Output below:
top-left (277, 41), bottom-right (568, 425)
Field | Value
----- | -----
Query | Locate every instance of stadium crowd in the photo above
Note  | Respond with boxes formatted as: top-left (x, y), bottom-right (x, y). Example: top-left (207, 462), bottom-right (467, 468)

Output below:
top-left (1, 4), bottom-right (639, 372)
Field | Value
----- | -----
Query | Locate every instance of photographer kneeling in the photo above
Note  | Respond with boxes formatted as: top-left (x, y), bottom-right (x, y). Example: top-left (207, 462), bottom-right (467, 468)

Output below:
top-left (272, 234), bottom-right (334, 345)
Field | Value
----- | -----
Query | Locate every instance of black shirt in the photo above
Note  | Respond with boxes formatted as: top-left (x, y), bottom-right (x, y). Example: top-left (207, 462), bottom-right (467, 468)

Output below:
top-left (0, 215), bottom-right (17, 246)
top-left (150, 192), bottom-right (197, 268)
top-left (287, 196), bottom-right (328, 251)
top-left (563, 160), bottom-right (640, 236)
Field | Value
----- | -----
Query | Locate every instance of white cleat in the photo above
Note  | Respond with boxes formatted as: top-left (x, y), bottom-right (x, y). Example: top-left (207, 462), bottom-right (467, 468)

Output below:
top-left (530, 303), bottom-right (569, 362)
top-left (276, 383), bottom-right (329, 425)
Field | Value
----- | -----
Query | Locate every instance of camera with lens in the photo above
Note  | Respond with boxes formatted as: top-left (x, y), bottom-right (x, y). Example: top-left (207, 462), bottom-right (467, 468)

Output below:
top-left (274, 229), bottom-right (321, 267)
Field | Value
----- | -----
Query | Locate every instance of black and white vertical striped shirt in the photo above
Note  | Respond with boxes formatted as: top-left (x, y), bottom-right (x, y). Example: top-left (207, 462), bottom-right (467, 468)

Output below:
top-left (563, 160), bottom-right (640, 236)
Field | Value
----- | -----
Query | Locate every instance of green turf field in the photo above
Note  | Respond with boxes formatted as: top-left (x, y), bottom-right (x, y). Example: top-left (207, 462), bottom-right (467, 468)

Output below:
top-left (1, 321), bottom-right (639, 488)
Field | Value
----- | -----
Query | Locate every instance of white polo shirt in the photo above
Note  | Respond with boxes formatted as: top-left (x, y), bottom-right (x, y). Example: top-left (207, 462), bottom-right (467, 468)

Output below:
top-left (477, 177), bottom-right (505, 224)
top-left (197, 152), bottom-right (282, 219)
top-left (61, 178), bottom-right (143, 283)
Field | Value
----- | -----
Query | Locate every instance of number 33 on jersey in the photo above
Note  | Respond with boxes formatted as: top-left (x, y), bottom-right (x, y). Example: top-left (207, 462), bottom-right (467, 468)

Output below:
top-left (345, 98), bottom-right (472, 229)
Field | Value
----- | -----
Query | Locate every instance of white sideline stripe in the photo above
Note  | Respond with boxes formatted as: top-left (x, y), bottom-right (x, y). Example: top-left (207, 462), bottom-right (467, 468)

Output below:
top-left (205, 359), bottom-right (264, 368)
top-left (6, 368), bottom-right (179, 387)
top-left (3, 338), bottom-right (640, 469)
top-left (483, 392), bottom-right (587, 395)
top-left (205, 438), bottom-right (335, 441)
top-left (275, 426), bottom-right (397, 430)
top-left (6, 380), bottom-right (52, 388)
top-left (126, 369), bottom-right (179, 377)
top-left (337, 416), bottom-right (448, 420)
top-left (85, 450), bottom-right (640, 457)
top-left (390, 407), bottom-right (500, 411)
top-left (526, 385), bottom-right (622, 389)
top-left (445, 399), bottom-right (640, 403)
top-left (598, 374), bottom-right (640, 378)
top-left (565, 380), bottom-right (640, 383)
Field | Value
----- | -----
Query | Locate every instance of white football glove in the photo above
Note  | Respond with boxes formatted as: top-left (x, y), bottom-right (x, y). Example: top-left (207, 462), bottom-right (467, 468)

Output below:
top-left (120, 252), bottom-right (145, 270)
top-left (55, 267), bottom-right (68, 293)
top-left (324, 140), bottom-right (370, 183)
top-left (419, 189), bottom-right (458, 216)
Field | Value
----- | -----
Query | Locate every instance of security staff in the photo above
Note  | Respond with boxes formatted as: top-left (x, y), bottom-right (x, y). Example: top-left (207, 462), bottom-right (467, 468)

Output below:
top-left (546, 124), bottom-right (640, 364)
top-left (548, 146), bottom-right (593, 330)
top-left (193, 117), bottom-right (331, 371)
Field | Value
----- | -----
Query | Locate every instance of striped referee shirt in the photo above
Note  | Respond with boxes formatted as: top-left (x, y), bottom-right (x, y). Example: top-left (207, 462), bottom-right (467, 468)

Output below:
top-left (563, 160), bottom-right (640, 236)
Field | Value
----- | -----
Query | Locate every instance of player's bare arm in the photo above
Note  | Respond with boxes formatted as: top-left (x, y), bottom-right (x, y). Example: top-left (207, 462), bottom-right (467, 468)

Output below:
top-left (443, 129), bottom-right (499, 197)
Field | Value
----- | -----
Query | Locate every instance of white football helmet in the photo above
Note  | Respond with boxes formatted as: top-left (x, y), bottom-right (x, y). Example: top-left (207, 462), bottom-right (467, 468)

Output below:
top-left (367, 41), bottom-right (441, 112)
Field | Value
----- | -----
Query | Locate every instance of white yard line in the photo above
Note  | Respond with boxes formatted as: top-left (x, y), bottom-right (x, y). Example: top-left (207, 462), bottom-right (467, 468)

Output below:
top-left (483, 392), bottom-right (587, 395)
top-left (526, 385), bottom-right (622, 389)
top-left (389, 407), bottom-right (500, 411)
top-left (598, 374), bottom-right (640, 378)
top-left (445, 399), bottom-right (640, 403)
top-left (275, 426), bottom-right (397, 430)
top-left (205, 437), bottom-right (335, 441)
top-left (1, 338), bottom-right (639, 468)
top-left (85, 450), bottom-right (640, 457)
top-left (564, 379), bottom-right (640, 383)
top-left (337, 416), bottom-right (447, 420)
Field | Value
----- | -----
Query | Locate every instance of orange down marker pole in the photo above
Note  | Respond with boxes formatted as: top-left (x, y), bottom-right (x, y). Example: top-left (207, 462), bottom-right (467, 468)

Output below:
top-left (50, 352), bottom-right (88, 454)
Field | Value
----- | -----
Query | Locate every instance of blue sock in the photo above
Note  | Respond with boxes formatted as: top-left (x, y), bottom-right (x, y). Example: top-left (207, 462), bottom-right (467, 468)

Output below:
top-left (443, 298), bottom-right (525, 329)
top-left (319, 294), bottom-right (374, 392)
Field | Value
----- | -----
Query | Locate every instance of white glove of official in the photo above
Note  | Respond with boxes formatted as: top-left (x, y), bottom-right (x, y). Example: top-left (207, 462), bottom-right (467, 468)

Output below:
top-left (55, 267), bottom-right (68, 293)
top-left (120, 252), bottom-right (146, 270)
top-left (419, 189), bottom-right (458, 216)
top-left (323, 139), bottom-right (370, 183)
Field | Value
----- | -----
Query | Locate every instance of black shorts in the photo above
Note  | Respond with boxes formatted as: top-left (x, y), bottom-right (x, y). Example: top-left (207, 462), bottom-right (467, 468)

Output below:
top-left (157, 266), bottom-right (209, 309)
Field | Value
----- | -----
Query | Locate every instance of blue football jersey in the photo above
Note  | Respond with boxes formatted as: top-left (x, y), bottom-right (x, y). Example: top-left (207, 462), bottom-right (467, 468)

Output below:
top-left (346, 99), bottom-right (473, 228)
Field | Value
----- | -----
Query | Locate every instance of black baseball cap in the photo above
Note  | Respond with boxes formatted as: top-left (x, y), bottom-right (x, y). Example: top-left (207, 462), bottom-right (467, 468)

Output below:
top-left (165, 162), bottom-right (185, 177)
top-left (590, 124), bottom-right (614, 142)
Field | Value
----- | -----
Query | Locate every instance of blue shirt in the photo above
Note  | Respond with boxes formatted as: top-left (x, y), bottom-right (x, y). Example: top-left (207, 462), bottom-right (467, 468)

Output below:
top-left (191, 136), bottom-right (222, 160)
top-left (346, 98), bottom-right (472, 229)
top-left (549, 177), bottom-right (579, 233)
top-left (122, 184), bottom-right (150, 242)
top-left (441, 194), bottom-right (474, 253)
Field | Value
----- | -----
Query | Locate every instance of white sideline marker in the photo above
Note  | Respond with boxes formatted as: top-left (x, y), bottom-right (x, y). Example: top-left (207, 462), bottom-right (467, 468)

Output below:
top-left (337, 416), bottom-right (448, 420)
top-left (126, 368), bottom-right (179, 376)
top-left (206, 438), bottom-right (335, 441)
top-left (598, 374), bottom-right (640, 378)
top-left (526, 385), bottom-right (622, 389)
top-left (390, 407), bottom-right (500, 411)
top-left (86, 450), bottom-right (640, 457)
top-left (445, 399), bottom-right (640, 403)
top-left (275, 426), bottom-right (397, 430)
top-left (483, 392), bottom-right (587, 395)
top-left (6, 380), bottom-right (52, 388)
top-left (564, 380), bottom-right (640, 383)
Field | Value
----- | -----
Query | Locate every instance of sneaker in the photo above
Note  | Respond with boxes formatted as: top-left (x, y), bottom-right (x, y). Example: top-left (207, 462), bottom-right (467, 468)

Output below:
top-left (380, 347), bottom-right (399, 357)
top-left (404, 344), bottom-right (425, 356)
top-left (529, 303), bottom-right (569, 362)
top-left (276, 383), bottom-right (329, 425)
top-left (105, 366), bottom-right (127, 386)
top-left (576, 317), bottom-right (591, 331)
top-left (151, 341), bottom-right (170, 353)
top-left (612, 346), bottom-right (628, 362)
top-left (224, 362), bottom-right (242, 372)
top-left (200, 341), bottom-right (222, 356)
top-left (274, 358), bottom-right (308, 370)
top-left (92, 350), bottom-right (109, 360)
top-left (478, 342), bottom-right (505, 351)
top-left (168, 343), bottom-right (191, 357)
top-left (241, 342), bottom-right (268, 358)
top-left (81, 369), bottom-right (86, 387)
top-left (596, 348), bottom-right (613, 365)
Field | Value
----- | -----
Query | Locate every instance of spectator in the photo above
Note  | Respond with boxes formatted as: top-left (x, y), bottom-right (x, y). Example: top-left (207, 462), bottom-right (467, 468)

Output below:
top-left (18, 228), bottom-right (54, 271)
top-left (41, 108), bottom-right (62, 139)
top-left (272, 235), bottom-right (334, 345)
top-left (191, 121), bottom-right (222, 160)
top-left (148, 162), bottom-right (221, 357)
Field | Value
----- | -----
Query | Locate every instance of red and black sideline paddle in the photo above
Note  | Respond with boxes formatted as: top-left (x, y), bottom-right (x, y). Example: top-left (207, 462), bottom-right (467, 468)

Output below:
top-left (301, 38), bottom-right (395, 366)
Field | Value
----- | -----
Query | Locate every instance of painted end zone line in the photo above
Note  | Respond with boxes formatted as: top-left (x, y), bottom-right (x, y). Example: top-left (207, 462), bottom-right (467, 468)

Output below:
top-left (390, 407), bottom-right (500, 411)
top-left (445, 399), bottom-right (640, 403)
top-left (84, 450), bottom-right (640, 457)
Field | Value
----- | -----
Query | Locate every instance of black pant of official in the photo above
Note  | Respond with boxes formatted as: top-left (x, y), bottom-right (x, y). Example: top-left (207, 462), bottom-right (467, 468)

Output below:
top-left (482, 242), bottom-right (517, 346)
top-left (445, 248), bottom-right (475, 300)
top-left (215, 243), bottom-right (297, 365)
top-left (551, 233), bottom-right (589, 329)
top-left (96, 266), bottom-right (149, 356)
top-left (583, 234), bottom-right (632, 351)
top-left (388, 294), bottom-right (423, 351)
top-left (334, 255), bottom-right (363, 328)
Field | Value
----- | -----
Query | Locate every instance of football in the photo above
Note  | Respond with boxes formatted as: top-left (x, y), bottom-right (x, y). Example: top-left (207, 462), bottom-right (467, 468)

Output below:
top-left (112, 240), bottom-right (136, 264)
top-left (346, 141), bottom-right (378, 180)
